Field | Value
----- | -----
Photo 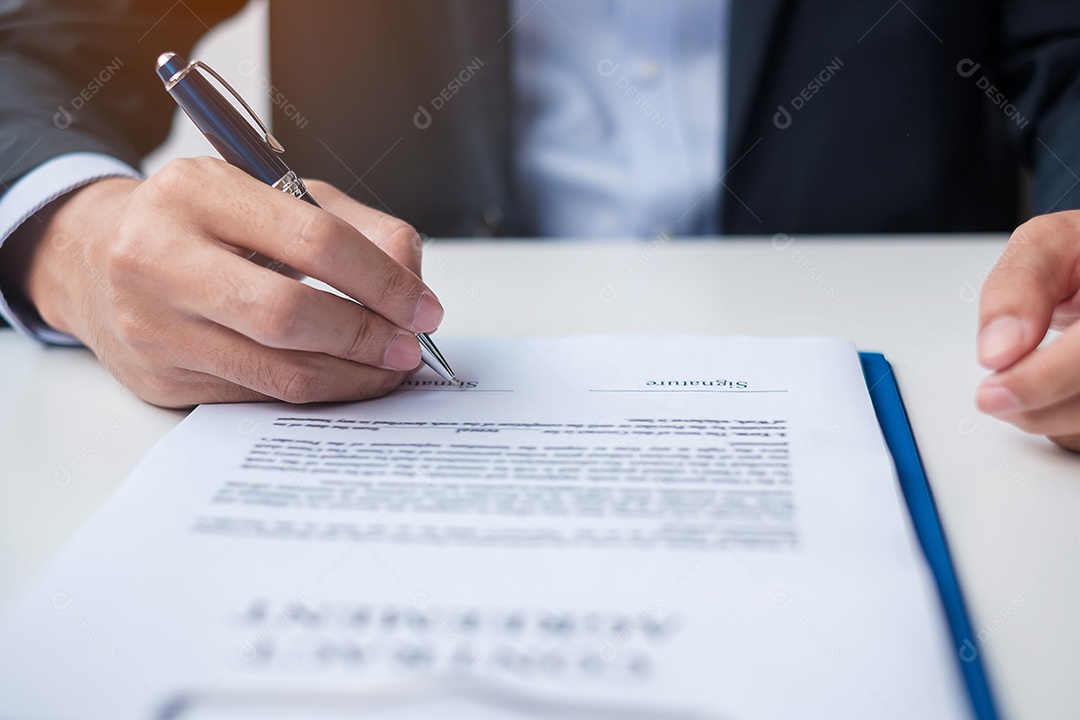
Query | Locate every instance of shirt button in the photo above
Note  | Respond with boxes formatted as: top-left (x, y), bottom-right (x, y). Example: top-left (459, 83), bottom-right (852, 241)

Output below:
top-left (637, 58), bottom-right (660, 81)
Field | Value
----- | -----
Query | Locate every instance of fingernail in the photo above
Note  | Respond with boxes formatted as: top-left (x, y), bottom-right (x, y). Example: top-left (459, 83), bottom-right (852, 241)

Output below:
top-left (976, 381), bottom-right (1021, 416)
top-left (977, 316), bottom-right (1024, 368)
top-left (384, 334), bottom-right (420, 371)
top-left (411, 293), bottom-right (444, 333)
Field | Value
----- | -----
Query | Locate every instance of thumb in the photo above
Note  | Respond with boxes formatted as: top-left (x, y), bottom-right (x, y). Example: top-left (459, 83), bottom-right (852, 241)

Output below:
top-left (977, 214), bottom-right (1080, 370)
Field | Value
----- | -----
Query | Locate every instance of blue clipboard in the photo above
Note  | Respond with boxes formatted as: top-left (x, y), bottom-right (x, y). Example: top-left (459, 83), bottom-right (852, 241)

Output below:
top-left (859, 352), bottom-right (999, 720)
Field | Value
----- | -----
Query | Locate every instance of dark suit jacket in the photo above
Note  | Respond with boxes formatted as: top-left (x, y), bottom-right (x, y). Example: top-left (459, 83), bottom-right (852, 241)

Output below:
top-left (1, 0), bottom-right (1080, 239)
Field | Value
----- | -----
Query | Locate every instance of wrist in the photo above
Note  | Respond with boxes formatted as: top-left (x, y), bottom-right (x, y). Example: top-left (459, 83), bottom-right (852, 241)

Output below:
top-left (23, 177), bottom-right (141, 338)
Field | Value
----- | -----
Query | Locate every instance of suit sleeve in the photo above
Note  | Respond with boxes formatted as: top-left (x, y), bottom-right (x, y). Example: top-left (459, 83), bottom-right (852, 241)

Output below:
top-left (0, 0), bottom-right (247, 190)
top-left (999, 1), bottom-right (1080, 215)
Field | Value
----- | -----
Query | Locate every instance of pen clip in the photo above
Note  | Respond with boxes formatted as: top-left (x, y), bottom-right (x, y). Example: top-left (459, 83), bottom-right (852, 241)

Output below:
top-left (170, 60), bottom-right (286, 154)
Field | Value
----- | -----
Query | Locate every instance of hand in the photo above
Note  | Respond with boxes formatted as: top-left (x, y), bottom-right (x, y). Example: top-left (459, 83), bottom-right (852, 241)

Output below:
top-left (975, 211), bottom-right (1080, 451)
top-left (21, 157), bottom-right (443, 407)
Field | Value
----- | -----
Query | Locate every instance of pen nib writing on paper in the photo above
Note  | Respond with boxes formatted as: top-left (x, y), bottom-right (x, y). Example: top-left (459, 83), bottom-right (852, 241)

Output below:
top-left (418, 332), bottom-right (460, 385)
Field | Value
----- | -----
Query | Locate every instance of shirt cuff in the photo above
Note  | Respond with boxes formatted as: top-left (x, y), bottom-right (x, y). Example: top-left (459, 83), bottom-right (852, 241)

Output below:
top-left (0, 152), bottom-right (142, 344)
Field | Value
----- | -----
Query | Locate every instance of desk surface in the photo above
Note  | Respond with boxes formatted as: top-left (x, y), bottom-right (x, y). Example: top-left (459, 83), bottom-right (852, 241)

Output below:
top-left (2, 236), bottom-right (1077, 719)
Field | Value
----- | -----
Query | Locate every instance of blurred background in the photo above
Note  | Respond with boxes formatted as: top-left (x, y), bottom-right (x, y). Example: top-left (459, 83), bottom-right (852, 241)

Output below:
top-left (144, 0), bottom-right (269, 173)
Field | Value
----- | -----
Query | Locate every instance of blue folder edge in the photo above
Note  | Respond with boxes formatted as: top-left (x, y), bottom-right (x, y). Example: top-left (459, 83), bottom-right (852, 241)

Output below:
top-left (859, 352), bottom-right (999, 720)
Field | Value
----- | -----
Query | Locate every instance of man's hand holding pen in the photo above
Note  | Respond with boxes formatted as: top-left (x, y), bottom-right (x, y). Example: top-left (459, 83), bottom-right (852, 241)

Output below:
top-left (18, 158), bottom-right (444, 407)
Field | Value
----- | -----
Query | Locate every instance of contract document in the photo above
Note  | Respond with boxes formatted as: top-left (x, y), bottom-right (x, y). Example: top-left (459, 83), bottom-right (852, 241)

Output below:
top-left (0, 337), bottom-right (970, 719)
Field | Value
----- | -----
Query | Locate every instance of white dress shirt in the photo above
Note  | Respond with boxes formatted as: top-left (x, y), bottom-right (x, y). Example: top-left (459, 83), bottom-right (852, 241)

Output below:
top-left (511, 0), bottom-right (730, 238)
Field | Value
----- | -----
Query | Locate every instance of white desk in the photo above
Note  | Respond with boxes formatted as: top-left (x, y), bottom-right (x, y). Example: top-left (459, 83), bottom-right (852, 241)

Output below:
top-left (2, 236), bottom-right (1077, 719)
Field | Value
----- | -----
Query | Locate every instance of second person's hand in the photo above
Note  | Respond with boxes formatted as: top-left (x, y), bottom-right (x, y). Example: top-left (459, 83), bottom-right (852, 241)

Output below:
top-left (975, 212), bottom-right (1080, 451)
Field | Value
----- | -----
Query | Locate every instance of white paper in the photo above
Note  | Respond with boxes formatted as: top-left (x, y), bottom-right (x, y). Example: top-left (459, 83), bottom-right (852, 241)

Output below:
top-left (0, 337), bottom-right (970, 719)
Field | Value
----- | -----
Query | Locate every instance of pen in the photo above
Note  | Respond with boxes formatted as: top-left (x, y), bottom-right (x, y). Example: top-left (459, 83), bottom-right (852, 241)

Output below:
top-left (154, 52), bottom-right (458, 385)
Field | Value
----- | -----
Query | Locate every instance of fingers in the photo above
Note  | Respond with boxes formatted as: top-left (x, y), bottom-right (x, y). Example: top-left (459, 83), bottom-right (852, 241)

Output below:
top-left (976, 212), bottom-right (1080, 451)
top-left (106, 308), bottom-right (408, 407)
top-left (978, 377), bottom-right (1080, 451)
top-left (977, 213), bottom-right (1080, 370)
top-left (165, 243), bottom-right (422, 372)
top-left (151, 158), bottom-right (442, 333)
top-left (976, 323), bottom-right (1080, 426)
top-left (1049, 433), bottom-right (1080, 453)
top-left (976, 213), bottom-right (1080, 451)
top-left (133, 369), bottom-right (273, 409)
top-left (174, 322), bottom-right (408, 404)
top-left (305, 179), bottom-right (424, 277)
